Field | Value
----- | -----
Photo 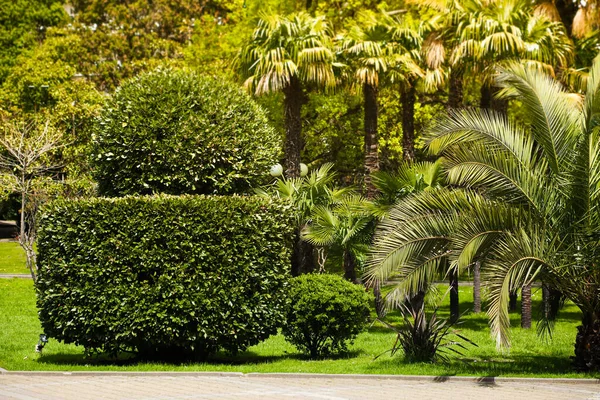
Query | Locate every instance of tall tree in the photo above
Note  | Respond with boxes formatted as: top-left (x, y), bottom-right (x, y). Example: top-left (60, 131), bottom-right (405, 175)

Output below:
top-left (452, 0), bottom-right (572, 111)
top-left (237, 13), bottom-right (337, 178)
top-left (366, 57), bottom-right (600, 370)
top-left (342, 12), bottom-right (420, 196)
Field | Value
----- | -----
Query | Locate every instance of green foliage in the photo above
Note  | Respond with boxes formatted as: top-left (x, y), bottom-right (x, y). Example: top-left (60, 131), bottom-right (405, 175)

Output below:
top-left (92, 69), bottom-right (280, 196)
top-left (378, 302), bottom-right (476, 363)
top-left (236, 12), bottom-right (337, 95)
top-left (0, 0), bottom-right (66, 83)
top-left (282, 274), bottom-right (371, 358)
top-left (36, 195), bottom-right (294, 359)
top-left (366, 56), bottom-right (600, 369)
top-left (302, 194), bottom-right (374, 279)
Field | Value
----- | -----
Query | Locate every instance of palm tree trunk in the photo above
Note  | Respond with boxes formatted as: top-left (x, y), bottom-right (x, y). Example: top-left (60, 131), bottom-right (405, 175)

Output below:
top-left (449, 269), bottom-right (459, 323)
top-left (543, 283), bottom-right (562, 320)
top-left (509, 290), bottom-right (518, 312)
top-left (448, 68), bottom-right (463, 110)
top-left (363, 82), bottom-right (379, 198)
top-left (410, 290), bottom-right (426, 313)
top-left (401, 84), bottom-right (416, 161)
top-left (343, 249), bottom-right (357, 283)
top-left (573, 312), bottom-right (600, 371)
top-left (374, 284), bottom-right (385, 318)
top-left (480, 85), bottom-right (492, 109)
top-left (283, 77), bottom-right (303, 178)
top-left (480, 84), bottom-right (507, 113)
top-left (521, 284), bottom-right (532, 329)
top-left (555, 0), bottom-right (577, 36)
top-left (473, 261), bottom-right (481, 313)
top-left (291, 228), bottom-right (315, 277)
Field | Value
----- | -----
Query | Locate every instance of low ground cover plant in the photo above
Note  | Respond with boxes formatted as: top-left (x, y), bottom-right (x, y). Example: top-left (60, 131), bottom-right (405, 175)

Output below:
top-left (282, 274), bottom-right (371, 358)
top-left (35, 195), bottom-right (294, 360)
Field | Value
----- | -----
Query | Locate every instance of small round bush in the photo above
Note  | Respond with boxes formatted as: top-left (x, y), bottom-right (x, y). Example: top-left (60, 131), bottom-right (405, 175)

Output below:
top-left (92, 68), bottom-right (280, 196)
top-left (283, 274), bottom-right (372, 358)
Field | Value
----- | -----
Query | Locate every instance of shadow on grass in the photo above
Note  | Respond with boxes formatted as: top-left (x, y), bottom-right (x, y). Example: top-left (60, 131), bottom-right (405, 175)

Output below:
top-left (366, 353), bottom-right (590, 377)
top-left (37, 348), bottom-right (363, 367)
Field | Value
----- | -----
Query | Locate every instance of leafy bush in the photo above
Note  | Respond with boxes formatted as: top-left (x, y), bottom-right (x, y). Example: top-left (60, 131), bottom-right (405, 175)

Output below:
top-left (282, 274), bottom-right (371, 358)
top-left (36, 195), bottom-right (294, 359)
top-left (377, 302), bottom-right (476, 363)
top-left (91, 68), bottom-right (280, 197)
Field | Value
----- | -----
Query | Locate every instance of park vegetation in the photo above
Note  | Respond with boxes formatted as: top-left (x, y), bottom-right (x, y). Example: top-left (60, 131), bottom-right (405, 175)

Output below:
top-left (0, 0), bottom-right (600, 373)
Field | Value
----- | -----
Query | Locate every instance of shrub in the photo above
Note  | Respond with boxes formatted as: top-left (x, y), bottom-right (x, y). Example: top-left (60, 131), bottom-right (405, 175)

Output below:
top-left (91, 68), bottom-right (280, 197)
top-left (377, 302), bottom-right (477, 363)
top-left (36, 195), bottom-right (294, 359)
top-left (282, 274), bottom-right (371, 358)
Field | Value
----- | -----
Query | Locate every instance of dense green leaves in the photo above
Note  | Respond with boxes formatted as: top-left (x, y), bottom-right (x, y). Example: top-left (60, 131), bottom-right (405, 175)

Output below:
top-left (36, 195), bottom-right (294, 359)
top-left (282, 274), bottom-right (371, 358)
top-left (92, 69), bottom-right (280, 196)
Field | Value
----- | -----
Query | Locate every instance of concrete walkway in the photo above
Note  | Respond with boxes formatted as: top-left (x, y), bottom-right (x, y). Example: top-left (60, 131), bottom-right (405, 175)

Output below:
top-left (0, 373), bottom-right (599, 400)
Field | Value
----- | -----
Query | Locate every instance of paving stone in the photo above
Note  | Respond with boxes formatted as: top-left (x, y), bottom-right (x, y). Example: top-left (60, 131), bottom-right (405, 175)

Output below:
top-left (1, 374), bottom-right (599, 400)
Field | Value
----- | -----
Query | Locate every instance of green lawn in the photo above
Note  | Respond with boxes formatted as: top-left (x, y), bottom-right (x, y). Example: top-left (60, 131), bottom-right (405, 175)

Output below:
top-left (0, 242), bottom-right (27, 274)
top-left (1, 278), bottom-right (597, 377)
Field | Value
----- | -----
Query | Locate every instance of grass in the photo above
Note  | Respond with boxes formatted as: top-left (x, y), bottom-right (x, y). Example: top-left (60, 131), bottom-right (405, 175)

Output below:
top-left (0, 242), bottom-right (27, 274)
top-left (1, 278), bottom-right (598, 377)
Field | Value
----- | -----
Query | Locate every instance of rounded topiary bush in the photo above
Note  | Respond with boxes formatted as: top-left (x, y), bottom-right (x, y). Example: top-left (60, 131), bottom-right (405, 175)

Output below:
top-left (36, 195), bottom-right (294, 360)
top-left (91, 68), bottom-right (280, 196)
top-left (283, 274), bottom-right (372, 358)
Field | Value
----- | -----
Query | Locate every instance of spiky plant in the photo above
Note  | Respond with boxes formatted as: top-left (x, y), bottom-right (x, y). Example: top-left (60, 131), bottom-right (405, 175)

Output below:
top-left (377, 300), bottom-right (477, 363)
top-left (366, 56), bottom-right (600, 370)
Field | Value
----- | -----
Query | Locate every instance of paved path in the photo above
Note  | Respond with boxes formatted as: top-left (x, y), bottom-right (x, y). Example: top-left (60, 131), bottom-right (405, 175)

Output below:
top-left (0, 373), bottom-right (599, 400)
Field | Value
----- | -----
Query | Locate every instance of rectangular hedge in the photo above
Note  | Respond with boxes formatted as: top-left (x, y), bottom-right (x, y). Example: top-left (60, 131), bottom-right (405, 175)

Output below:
top-left (35, 195), bottom-right (294, 359)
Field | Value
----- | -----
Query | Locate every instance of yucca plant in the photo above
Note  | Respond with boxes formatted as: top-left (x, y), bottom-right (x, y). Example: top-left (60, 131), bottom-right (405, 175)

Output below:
top-left (366, 55), bottom-right (600, 370)
top-left (376, 300), bottom-right (477, 363)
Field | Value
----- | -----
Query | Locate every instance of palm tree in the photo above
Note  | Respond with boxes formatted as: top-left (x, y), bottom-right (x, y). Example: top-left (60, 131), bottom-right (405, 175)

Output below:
top-left (341, 12), bottom-right (421, 196)
top-left (369, 160), bottom-right (449, 315)
top-left (237, 13), bottom-right (337, 178)
top-left (452, 0), bottom-right (572, 111)
top-left (302, 194), bottom-right (372, 282)
top-left (366, 56), bottom-right (600, 370)
top-left (257, 163), bottom-right (350, 276)
top-left (534, 0), bottom-right (600, 38)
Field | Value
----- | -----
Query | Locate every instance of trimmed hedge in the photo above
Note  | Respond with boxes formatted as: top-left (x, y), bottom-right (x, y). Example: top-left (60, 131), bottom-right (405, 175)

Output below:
top-left (283, 274), bottom-right (372, 358)
top-left (91, 69), bottom-right (280, 196)
top-left (36, 195), bottom-right (294, 359)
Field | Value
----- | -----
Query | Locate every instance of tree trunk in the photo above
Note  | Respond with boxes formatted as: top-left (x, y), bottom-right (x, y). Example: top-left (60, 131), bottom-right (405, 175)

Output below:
top-left (343, 249), bottom-right (357, 283)
top-left (473, 261), bottom-right (481, 313)
top-left (374, 284), bottom-right (385, 318)
top-left (480, 84), bottom-right (507, 113)
top-left (401, 83), bottom-right (416, 161)
top-left (283, 77), bottom-right (303, 178)
top-left (543, 283), bottom-right (562, 320)
top-left (291, 228), bottom-right (315, 277)
top-left (509, 290), bottom-right (518, 312)
top-left (573, 313), bottom-right (600, 371)
top-left (521, 284), bottom-right (532, 329)
top-left (480, 85), bottom-right (492, 109)
top-left (555, 0), bottom-right (577, 36)
top-left (363, 82), bottom-right (379, 198)
top-left (449, 269), bottom-right (459, 323)
top-left (448, 68), bottom-right (464, 110)
top-left (410, 290), bottom-right (426, 313)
